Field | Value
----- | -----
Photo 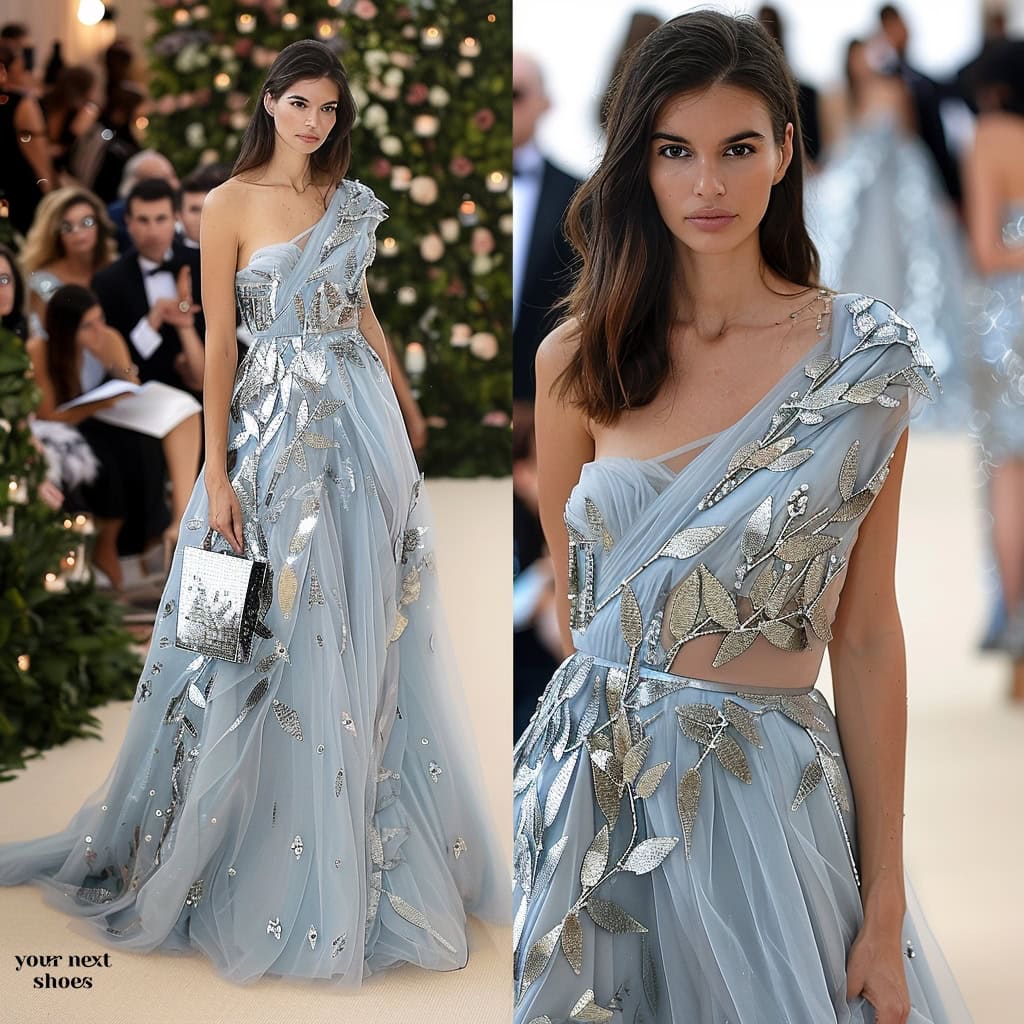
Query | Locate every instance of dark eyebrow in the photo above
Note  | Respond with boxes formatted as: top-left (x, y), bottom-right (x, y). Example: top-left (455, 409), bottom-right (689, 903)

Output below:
top-left (651, 130), bottom-right (766, 145)
top-left (286, 93), bottom-right (338, 105)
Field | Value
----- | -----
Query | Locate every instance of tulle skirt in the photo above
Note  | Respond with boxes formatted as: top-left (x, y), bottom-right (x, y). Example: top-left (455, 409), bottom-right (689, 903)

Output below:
top-left (513, 653), bottom-right (973, 1023)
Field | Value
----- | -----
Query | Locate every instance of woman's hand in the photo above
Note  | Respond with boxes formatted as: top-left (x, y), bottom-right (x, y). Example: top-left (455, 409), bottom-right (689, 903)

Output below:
top-left (846, 925), bottom-right (911, 1024)
top-left (205, 468), bottom-right (244, 553)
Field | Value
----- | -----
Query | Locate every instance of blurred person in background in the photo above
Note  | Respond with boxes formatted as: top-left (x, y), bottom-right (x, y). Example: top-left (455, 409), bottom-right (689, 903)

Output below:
top-left (513, 408), bottom-right (559, 739)
top-left (107, 149), bottom-right (180, 253)
top-left (757, 4), bottom-right (821, 164)
top-left (598, 11), bottom-right (662, 131)
top-left (0, 23), bottom-right (39, 95)
top-left (22, 187), bottom-right (117, 346)
top-left (962, 41), bottom-right (1024, 698)
top-left (877, 3), bottom-right (962, 209)
top-left (178, 163), bottom-right (231, 248)
top-left (91, 39), bottom-right (145, 204)
top-left (0, 41), bottom-right (54, 236)
top-left (807, 38), bottom-right (967, 418)
top-left (512, 51), bottom-right (580, 412)
top-left (93, 177), bottom-right (205, 398)
top-left (43, 65), bottom-right (103, 185)
top-left (0, 242), bottom-right (29, 340)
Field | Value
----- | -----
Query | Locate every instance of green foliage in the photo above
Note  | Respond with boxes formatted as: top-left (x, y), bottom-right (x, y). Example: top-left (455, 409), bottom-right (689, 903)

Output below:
top-left (145, 0), bottom-right (511, 477)
top-left (0, 327), bottom-right (141, 781)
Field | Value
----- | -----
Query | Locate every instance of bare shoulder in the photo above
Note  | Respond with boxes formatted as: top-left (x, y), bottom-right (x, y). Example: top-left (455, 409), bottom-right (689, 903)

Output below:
top-left (201, 179), bottom-right (246, 223)
top-left (24, 335), bottom-right (45, 362)
top-left (975, 112), bottom-right (1024, 150)
top-left (536, 316), bottom-right (582, 381)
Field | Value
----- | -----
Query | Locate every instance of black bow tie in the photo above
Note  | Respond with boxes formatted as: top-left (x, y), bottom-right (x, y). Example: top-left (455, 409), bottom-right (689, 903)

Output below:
top-left (145, 260), bottom-right (177, 276)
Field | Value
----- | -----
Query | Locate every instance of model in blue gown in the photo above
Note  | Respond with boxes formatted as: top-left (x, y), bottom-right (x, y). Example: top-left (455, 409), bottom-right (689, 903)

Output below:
top-left (0, 179), bottom-right (507, 985)
top-left (513, 294), bottom-right (973, 1023)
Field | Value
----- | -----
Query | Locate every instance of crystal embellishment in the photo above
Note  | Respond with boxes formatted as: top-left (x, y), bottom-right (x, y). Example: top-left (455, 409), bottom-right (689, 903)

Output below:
top-left (453, 836), bottom-right (467, 859)
top-left (427, 760), bottom-right (443, 783)
top-left (291, 834), bottom-right (304, 859)
top-left (267, 916), bottom-right (282, 940)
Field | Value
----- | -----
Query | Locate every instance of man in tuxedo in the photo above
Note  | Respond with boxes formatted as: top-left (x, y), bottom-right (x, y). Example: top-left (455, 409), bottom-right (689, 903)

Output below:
top-left (92, 177), bottom-right (205, 399)
top-left (878, 4), bottom-right (962, 208)
top-left (512, 52), bottom-right (581, 406)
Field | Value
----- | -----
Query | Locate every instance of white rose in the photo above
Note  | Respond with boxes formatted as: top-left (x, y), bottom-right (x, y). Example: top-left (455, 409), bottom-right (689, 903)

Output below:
top-left (471, 254), bottom-right (493, 275)
top-left (379, 135), bottom-right (402, 156)
top-left (350, 83), bottom-right (369, 108)
top-left (364, 48), bottom-right (388, 71)
top-left (457, 60), bottom-right (474, 78)
top-left (419, 234), bottom-right (444, 262)
top-left (469, 332), bottom-right (498, 360)
top-left (499, 214), bottom-right (513, 235)
top-left (439, 218), bottom-right (460, 242)
top-left (363, 103), bottom-right (388, 130)
top-left (450, 323), bottom-right (472, 347)
top-left (382, 67), bottom-right (404, 87)
top-left (390, 51), bottom-right (414, 69)
top-left (413, 114), bottom-right (439, 138)
top-left (429, 86), bottom-right (450, 107)
top-left (379, 85), bottom-right (400, 101)
top-left (229, 111), bottom-right (248, 130)
top-left (185, 122), bottom-right (206, 148)
top-left (390, 166), bottom-right (412, 191)
top-left (397, 286), bottom-right (417, 305)
top-left (408, 176), bottom-right (438, 205)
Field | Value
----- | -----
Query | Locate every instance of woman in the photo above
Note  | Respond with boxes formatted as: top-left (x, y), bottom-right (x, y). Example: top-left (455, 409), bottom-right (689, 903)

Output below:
top-left (962, 43), bottom-right (1024, 696)
top-left (0, 41), bottom-right (54, 235)
top-left (514, 14), bottom-right (970, 1024)
top-left (0, 242), bottom-right (29, 340)
top-left (42, 64), bottom-right (102, 183)
top-left (806, 39), bottom-right (968, 426)
top-left (25, 285), bottom-right (176, 587)
top-left (0, 39), bottom-right (505, 984)
top-left (22, 186), bottom-right (117, 346)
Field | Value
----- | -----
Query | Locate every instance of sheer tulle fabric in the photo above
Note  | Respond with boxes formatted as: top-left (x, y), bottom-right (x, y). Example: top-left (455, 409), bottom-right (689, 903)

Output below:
top-left (0, 180), bottom-right (507, 985)
top-left (513, 295), bottom-right (972, 1022)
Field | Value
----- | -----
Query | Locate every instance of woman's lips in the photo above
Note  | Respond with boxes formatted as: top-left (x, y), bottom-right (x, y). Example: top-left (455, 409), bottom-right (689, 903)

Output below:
top-left (685, 210), bottom-right (737, 232)
top-left (297, 134), bottom-right (319, 143)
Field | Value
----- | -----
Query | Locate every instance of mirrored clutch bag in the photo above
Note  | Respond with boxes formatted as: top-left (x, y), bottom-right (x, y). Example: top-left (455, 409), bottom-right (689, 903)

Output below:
top-left (175, 530), bottom-right (274, 663)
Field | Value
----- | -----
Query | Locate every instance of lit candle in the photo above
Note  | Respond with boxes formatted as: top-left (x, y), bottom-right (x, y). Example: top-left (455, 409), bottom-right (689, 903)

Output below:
top-left (0, 507), bottom-right (14, 539)
top-left (458, 199), bottom-right (478, 226)
top-left (404, 342), bottom-right (426, 375)
top-left (236, 12), bottom-right (255, 33)
top-left (282, 11), bottom-right (299, 29)
top-left (73, 512), bottom-right (97, 536)
top-left (380, 237), bottom-right (400, 258)
top-left (17, 654), bottom-right (30, 672)
top-left (486, 170), bottom-right (509, 193)
top-left (421, 26), bottom-right (443, 49)
top-left (7, 478), bottom-right (28, 504)
top-left (459, 36), bottom-right (481, 58)
top-left (317, 19), bottom-right (335, 39)
top-left (44, 572), bottom-right (67, 594)
top-left (173, 8), bottom-right (190, 26)
top-left (214, 72), bottom-right (231, 91)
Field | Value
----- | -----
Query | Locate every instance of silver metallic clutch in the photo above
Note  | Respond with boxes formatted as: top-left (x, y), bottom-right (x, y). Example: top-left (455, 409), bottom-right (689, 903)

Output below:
top-left (175, 530), bottom-right (274, 663)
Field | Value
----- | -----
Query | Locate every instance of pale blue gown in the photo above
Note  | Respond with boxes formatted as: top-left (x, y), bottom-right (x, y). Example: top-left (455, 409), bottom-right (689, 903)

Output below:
top-left (0, 179), bottom-right (507, 984)
top-left (513, 294), bottom-right (973, 1022)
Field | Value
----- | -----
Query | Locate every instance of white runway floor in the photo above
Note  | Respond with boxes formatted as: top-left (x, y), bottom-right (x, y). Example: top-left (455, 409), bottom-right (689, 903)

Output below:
top-left (0, 435), bottom-right (1019, 1022)
top-left (0, 477), bottom-right (512, 1024)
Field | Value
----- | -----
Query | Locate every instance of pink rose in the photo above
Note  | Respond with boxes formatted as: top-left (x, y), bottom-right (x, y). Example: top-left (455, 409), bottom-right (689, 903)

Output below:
top-left (234, 39), bottom-right (253, 58)
top-left (482, 410), bottom-right (510, 427)
top-left (396, 5), bottom-right (412, 20)
top-left (371, 158), bottom-right (391, 177)
top-left (471, 227), bottom-right (495, 255)
top-left (446, 279), bottom-right (466, 297)
top-left (474, 108), bottom-right (495, 131)
top-left (449, 155), bottom-right (474, 177)
top-left (405, 83), bottom-right (428, 105)
top-left (353, 0), bottom-right (378, 18)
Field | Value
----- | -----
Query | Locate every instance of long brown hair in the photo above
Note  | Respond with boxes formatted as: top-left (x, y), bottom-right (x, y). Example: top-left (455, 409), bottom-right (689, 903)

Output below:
top-left (232, 39), bottom-right (357, 187)
top-left (557, 11), bottom-right (820, 423)
top-left (44, 284), bottom-right (97, 405)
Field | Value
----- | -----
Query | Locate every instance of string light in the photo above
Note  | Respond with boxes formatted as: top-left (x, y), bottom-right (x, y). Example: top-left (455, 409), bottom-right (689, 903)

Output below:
top-left (135, 116), bottom-right (149, 131)
top-left (172, 8), bottom-right (191, 26)
top-left (487, 12), bottom-right (496, 21)
top-left (214, 72), bottom-right (231, 90)
top-left (77, 0), bottom-right (105, 26)
top-left (17, 654), bottom-right (30, 672)
top-left (317, 19), bottom-right (335, 39)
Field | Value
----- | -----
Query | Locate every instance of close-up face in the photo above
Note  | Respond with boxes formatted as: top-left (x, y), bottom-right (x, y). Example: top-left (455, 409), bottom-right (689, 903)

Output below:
top-left (126, 197), bottom-right (177, 261)
top-left (647, 82), bottom-right (792, 258)
top-left (264, 76), bottom-right (340, 155)
top-left (58, 201), bottom-right (99, 260)
top-left (0, 255), bottom-right (14, 318)
top-left (512, 53), bottom-right (549, 150)
top-left (75, 304), bottom-right (105, 348)
top-left (180, 190), bottom-right (206, 243)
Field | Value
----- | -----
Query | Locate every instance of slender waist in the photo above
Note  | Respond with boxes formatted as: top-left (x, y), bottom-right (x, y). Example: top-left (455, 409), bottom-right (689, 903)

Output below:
top-left (586, 654), bottom-right (817, 698)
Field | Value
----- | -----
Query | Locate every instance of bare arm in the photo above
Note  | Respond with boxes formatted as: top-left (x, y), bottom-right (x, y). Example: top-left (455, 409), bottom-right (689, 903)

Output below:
top-left (964, 121), bottom-right (1024, 275)
top-left (13, 95), bottom-right (55, 193)
top-left (198, 185), bottom-right (243, 552)
top-left (26, 336), bottom-right (125, 424)
top-left (828, 428), bottom-right (912, 1018)
top-left (534, 320), bottom-right (594, 657)
top-left (356, 279), bottom-right (393, 377)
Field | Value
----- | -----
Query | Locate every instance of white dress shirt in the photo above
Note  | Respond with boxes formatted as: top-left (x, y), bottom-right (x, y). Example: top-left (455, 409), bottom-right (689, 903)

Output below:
top-left (130, 251), bottom-right (177, 360)
top-left (512, 141), bottom-right (545, 331)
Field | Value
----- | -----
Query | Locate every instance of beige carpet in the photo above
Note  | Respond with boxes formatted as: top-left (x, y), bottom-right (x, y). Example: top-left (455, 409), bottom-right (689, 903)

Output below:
top-left (0, 478), bottom-right (512, 1024)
